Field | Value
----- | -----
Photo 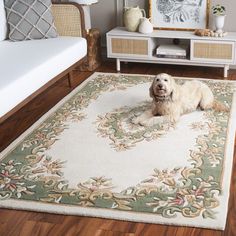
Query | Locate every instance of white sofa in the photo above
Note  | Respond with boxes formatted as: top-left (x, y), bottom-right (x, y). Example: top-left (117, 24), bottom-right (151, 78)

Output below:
top-left (0, 2), bottom-right (87, 122)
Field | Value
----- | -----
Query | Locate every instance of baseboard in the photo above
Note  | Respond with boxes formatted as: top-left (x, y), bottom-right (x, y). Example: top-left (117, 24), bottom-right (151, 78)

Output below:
top-left (230, 65), bottom-right (236, 70)
top-left (101, 44), bottom-right (107, 60)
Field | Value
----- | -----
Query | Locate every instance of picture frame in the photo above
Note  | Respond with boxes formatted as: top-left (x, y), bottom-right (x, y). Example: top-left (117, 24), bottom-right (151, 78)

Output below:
top-left (149, 0), bottom-right (210, 31)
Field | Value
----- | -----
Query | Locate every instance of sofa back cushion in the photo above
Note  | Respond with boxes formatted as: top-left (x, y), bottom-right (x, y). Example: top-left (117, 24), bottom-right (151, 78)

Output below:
top-left (0, 0), bottom-right (7, 41)
top-left (4, 0), bottom-right (58, 41)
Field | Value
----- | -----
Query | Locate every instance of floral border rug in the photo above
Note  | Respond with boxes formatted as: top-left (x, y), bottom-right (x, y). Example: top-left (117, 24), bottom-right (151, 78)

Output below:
top-left (1, 73), bottom-right (236, 230)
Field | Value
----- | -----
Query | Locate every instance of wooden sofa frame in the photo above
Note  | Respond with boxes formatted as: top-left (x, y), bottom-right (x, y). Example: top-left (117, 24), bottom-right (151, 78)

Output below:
top-left (0, 2), bottom-right (87, 123)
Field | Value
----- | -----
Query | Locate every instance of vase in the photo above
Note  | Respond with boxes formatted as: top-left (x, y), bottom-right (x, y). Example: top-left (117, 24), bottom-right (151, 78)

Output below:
top-left (214, 15), bottom-right (226, 33)
top-left (138, 17), bottom-right (153, 34)
top-left (123, 6), bottom-right (146, 32)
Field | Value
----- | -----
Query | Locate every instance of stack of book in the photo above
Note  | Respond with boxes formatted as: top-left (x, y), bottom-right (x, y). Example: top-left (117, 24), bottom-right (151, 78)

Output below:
top-left (156, 44), bottom-right (189, 59)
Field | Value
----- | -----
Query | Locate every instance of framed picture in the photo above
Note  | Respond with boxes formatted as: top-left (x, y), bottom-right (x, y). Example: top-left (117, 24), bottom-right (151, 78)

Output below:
top-left (149, 0), bottom-right (210, 31)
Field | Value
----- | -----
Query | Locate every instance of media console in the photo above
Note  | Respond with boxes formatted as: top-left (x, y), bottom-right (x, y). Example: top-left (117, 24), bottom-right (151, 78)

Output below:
top-left (106, 27), bottom-right (236, 77)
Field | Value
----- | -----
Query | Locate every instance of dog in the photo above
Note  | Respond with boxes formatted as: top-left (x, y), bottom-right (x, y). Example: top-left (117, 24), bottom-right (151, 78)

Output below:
top-left (132, 73), bottom-right (228, 126)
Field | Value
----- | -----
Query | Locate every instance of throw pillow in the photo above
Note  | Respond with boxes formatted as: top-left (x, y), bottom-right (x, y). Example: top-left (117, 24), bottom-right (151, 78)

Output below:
top-left (4, 0), bottom-right (58, 41)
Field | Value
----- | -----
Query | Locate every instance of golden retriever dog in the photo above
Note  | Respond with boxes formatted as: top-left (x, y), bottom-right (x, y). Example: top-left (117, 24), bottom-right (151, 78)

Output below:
top-left (132, 73), bottom-right (228, 126)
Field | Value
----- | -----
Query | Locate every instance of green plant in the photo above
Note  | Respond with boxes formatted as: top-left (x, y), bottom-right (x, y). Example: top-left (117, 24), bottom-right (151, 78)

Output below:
top-left (212, 4), bottom-right (226, 16)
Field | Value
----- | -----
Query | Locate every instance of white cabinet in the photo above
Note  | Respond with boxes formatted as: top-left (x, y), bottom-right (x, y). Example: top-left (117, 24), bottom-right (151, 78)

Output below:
top-left (190, 40), bottom-right (235, 64)
top-left (106, 27), bottom-right (236, 77)
top-left (107, 36), bottom-right (150, 58)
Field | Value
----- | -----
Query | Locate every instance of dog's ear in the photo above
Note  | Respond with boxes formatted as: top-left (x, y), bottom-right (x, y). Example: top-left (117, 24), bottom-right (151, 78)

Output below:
top-left (149, 80), bottom-right (155, 99)
top-left (170, 77), bottom-right (180, 102)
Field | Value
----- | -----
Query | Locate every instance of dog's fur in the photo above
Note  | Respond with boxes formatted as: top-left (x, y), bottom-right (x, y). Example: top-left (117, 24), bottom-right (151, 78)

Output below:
top-left (133, 73), bottom-right (228, 126)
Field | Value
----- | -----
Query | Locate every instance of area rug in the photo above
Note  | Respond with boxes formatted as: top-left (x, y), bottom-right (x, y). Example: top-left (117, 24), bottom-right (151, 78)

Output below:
top-left (0, 73), bottom-right (235, 230)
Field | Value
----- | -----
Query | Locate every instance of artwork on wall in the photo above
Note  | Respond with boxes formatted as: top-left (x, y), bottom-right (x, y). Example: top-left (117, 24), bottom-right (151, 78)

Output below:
top-left (149, 0), bottom-right (209, 30)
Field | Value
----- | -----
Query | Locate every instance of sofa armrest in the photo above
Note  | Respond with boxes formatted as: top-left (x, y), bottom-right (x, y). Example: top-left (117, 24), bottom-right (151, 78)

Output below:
top-left (51, 3), bottom-right (86, 38)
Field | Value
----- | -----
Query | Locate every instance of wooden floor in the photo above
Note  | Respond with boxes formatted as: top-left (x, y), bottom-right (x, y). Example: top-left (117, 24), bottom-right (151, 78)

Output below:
top-left (0, 62), bottom-right (235, 236)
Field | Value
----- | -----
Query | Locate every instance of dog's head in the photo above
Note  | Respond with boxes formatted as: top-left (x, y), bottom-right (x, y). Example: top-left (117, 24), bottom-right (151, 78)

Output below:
top-left (149, 73), bottom-right (179, 101)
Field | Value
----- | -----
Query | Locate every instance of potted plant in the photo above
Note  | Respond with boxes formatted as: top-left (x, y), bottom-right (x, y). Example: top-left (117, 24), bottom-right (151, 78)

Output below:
top-left (212, 4), bottom-right (226, 33)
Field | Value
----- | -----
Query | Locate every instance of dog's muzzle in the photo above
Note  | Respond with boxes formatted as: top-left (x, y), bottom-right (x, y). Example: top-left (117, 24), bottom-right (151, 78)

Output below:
top-left (154, 86), bottom-right (167, 96)
top-left (153, 91), bottom-right (173, 102)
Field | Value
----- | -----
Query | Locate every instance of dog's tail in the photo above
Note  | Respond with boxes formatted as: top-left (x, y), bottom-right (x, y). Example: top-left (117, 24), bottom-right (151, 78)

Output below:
top-left (212, 100), bottom-right (230, 112)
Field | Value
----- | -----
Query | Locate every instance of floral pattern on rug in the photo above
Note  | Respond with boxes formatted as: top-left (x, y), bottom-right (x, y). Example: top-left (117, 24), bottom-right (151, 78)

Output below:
top-left (95, 101), bottom-right (175, 151)
top-left (0, 74), bottom-right (235, 221)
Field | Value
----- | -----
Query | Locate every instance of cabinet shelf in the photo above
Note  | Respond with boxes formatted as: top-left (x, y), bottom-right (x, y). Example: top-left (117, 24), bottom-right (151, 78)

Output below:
top-left (151, 56), bottom-right (190, 63)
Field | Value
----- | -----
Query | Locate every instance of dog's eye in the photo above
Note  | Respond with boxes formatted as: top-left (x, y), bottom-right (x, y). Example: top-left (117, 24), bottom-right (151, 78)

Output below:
top-left (156, 78), bottom-right (160, 82)
top-left (164, 79), bottom-right (168, 82)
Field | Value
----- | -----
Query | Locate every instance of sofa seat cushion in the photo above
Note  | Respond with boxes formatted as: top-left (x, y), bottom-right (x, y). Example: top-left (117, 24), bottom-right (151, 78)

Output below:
top-left (0, 36), bottom-right (87, 117)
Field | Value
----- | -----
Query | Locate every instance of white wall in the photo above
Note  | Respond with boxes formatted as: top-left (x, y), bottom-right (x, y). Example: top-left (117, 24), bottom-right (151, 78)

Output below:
top-left (90, 0), bottom-right (236, 68)
top-left (91, 0), bottom-right (236, 37)
top-left (211, 0), bottom-right (236, 31)
top-left (90, 0), bottom-right (147, 45)
top-left (90, 0), bottom-right (117, 38)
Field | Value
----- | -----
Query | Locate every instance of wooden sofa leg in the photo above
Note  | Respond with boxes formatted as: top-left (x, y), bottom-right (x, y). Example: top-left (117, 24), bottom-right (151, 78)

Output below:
top-left (68, 71), bottom-right (73, 88)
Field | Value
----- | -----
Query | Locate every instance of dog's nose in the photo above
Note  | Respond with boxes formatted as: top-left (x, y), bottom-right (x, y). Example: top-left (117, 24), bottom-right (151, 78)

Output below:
top-left (158, 84), bottom-right (164, 89)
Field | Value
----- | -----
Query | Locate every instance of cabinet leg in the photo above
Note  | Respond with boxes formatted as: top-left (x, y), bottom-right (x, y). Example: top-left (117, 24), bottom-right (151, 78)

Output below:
top-left (224, 65), bottom-right (229, 78)
top-left (116, 59), bottom-right (120, 72)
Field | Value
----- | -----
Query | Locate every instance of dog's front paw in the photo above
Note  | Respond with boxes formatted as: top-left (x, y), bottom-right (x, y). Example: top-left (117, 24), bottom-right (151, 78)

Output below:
top-left (168, 115), bottom-right (179, 123)
top-left (131, 116), bottom-right (143, 125)
top-left (140, 116), bottom-right (166, 127)
top-left (140, 119), bottom-right (154, 127)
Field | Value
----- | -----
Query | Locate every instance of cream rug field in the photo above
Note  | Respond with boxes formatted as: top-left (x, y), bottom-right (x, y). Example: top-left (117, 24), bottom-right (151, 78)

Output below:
top-left (0, 73), bottom-right (236, 230)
